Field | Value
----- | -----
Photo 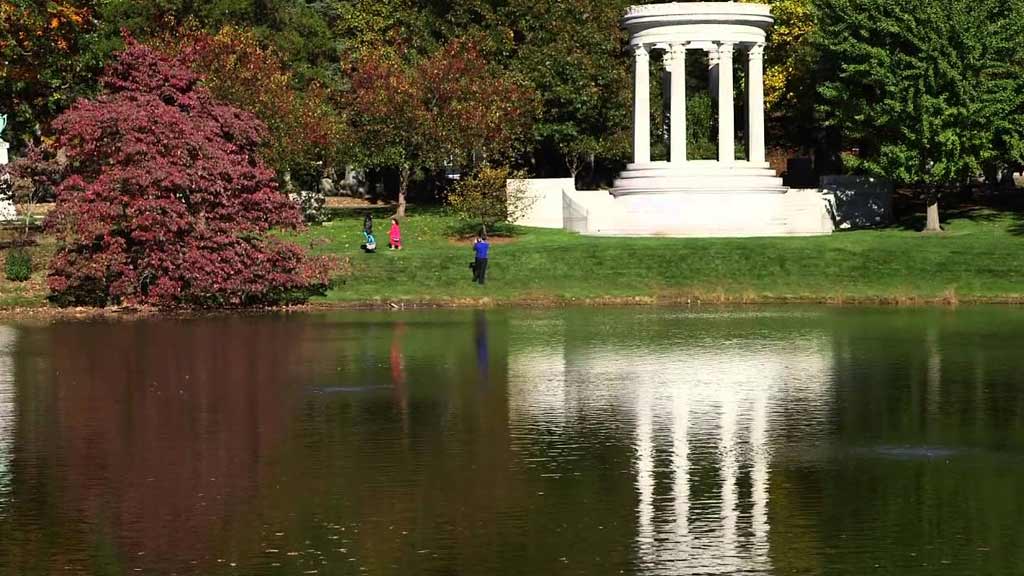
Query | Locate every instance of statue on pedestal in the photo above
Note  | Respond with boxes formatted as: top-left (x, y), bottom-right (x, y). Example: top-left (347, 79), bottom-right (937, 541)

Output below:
top-left (0, 112), bottom-right (8, 165)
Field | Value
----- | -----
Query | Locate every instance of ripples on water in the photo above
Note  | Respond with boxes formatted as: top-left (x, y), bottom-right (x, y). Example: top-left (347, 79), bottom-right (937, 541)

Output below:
top-left (1, 307), bottom-right (1023, 575)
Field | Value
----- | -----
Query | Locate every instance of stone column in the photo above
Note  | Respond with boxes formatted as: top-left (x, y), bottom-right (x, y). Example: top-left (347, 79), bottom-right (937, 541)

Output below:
top-left (747, 43), bottom-right (766, 164)
top-left (633, 44), bottom-right (651, 164)
top-left (667, 43), bottom-right (687, 163)
top-left (717, 42), bottom-right (735, 163)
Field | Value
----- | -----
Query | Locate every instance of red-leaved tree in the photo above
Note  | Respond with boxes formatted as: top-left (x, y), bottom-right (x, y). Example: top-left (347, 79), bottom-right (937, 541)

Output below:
top-left (36, 39), bottom-right (333, 308)
top-left (347, 38), bottom-right (536, 216)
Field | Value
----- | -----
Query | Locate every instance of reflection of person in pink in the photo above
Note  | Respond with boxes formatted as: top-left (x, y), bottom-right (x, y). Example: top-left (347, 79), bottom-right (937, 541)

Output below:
top-left (390, 323), bottom-right (409, 421)
top-left (388, 217), bottom-right (402, 250)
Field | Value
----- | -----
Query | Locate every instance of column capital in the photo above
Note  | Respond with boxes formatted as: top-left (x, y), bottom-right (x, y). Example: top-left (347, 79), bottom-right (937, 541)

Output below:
top-left (717, 41), bottom-right (735, 57)
top-left (632, 44), bottom-right (649, 59)
top-left (748, 42), bottom-right (766, 59)
top-left (663, 42), bottom-right (688, 67)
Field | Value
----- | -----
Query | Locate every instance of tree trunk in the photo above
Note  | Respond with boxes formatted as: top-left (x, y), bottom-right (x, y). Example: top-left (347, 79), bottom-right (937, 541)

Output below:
top-left (924, 191), bottom-right (941, 232)
top-left (397, 165), bottom-right (409, 218)
top-left (565, 154), bottom-right (581, 183)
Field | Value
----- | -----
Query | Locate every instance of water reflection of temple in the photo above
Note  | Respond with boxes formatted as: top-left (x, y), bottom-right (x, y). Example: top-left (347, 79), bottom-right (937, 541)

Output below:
top-left (507, 315), bottom-right (833, 574)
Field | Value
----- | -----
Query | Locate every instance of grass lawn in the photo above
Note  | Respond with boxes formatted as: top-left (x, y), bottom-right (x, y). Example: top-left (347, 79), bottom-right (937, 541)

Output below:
top-left (3, 206), bottom-right (1024, 311)
top-left (298, 207), bottom-right (1024, 305)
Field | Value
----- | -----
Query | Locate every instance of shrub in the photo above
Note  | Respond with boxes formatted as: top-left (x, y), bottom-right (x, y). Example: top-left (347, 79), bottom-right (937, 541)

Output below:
top-left (447, 165), bottom-right (535, 232)
top-left (4, 249), bottom-right (32, 282)
top-left (34, 39), bottom-right (333, 308)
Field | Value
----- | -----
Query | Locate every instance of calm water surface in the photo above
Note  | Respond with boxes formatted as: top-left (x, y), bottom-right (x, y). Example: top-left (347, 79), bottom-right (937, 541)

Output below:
top-left (0, 307), bottom-right (1022, 575)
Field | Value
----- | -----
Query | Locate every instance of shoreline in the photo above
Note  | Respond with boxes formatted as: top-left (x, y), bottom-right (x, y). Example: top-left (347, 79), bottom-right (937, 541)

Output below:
top-left (2, 292), bottom-right (1023, 322)
top-left (6, 209), bottom-right (1024, 322)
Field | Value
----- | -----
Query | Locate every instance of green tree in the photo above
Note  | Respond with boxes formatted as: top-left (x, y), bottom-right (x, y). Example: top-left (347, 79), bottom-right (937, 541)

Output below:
top-left (816, 0), bottom-right (1024, 231)
top-left (744, 0), bottom-right (817, 147)
top-left (324, 0), bottom-right (440, 61)
top-left (95, 0), bottom-right (338, 84)
top-left (501, 0), bottom-right (632, 177)
top-left (0, 1), bottom-right (105, 149)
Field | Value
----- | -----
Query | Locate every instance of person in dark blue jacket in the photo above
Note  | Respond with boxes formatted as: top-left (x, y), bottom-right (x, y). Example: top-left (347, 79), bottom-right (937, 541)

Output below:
top-left (472, 234), bottom-right (490, 284)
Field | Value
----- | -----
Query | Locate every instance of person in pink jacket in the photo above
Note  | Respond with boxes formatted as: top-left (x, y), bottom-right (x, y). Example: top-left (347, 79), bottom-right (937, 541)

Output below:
top-left (388, 217), bottom-right (402, 250)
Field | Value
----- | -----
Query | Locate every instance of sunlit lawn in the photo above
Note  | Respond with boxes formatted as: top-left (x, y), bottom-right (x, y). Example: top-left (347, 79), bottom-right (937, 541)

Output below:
top-left (299, 207), bottom-right (1024, 304)
top-left (4, 206), bottom-right (1024, 310)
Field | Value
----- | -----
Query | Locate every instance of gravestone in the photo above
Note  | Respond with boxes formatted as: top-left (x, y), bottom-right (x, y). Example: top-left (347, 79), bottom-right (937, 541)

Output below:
top-left (820, 175), bottom-right (893, 229)
top-left (783, 157), bottom-right (815, 188)
top-left (0, 113), bottom-right (17, 222)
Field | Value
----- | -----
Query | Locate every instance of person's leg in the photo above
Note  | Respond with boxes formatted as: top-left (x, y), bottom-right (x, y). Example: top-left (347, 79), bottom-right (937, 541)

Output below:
top-left (478, 259), bottom-right (488, 284)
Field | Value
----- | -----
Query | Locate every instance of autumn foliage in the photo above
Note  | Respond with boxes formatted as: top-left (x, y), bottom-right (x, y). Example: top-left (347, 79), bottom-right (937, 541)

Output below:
top-left (34, 39), bottom-right (332, 308)
top-left (0, 1), bottom-right (97, 144)
top-left (164, 26), bottom-right (347, 175)
top-left (346, 38), bottom-right (537, 215)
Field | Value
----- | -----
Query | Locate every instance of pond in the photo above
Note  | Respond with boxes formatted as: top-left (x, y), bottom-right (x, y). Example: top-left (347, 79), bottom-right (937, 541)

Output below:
top-left (0, 307), bottom-right (1022, 575)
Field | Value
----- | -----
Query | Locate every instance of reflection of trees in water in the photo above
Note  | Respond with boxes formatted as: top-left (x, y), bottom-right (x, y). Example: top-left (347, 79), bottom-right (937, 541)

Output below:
top-left (771, 308), bottom-right (1024, 575)
top-left (240, 312), bottom-right (527, 575)
top-left (2, 309), bottom-right (1023, 574)
top-left (0, 317), bottom-right (322, 574)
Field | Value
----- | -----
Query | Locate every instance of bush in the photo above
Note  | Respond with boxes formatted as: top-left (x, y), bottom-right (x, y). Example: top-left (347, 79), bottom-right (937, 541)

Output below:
top-left (34, 39), bottom-right (333, 308)
top-left (447, 165), bottom-right (535, 231)
top-left (4, 249), bottom-right (32, 282)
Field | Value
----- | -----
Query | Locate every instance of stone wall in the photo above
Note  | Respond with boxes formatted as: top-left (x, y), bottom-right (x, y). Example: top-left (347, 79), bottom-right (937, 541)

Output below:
top-left (507, 178), bottom-right (575, 229)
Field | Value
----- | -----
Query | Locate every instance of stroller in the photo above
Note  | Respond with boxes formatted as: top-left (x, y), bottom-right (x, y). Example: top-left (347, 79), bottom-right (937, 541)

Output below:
top-left (361, 231), bottom-right (377, 253)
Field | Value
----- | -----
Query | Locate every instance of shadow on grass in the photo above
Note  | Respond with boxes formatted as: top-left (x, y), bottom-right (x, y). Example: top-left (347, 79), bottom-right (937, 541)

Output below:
top-left (446, 220), bottom-right (523, 240)
top-left (894, 190), bottom-right (1024, 233)
top-left (322, 202), bottom-right (453, 221)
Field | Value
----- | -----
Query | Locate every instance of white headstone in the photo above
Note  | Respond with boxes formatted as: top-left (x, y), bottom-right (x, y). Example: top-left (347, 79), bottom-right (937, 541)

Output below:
top-left (0, 140), bottom-right (15, 221)
top-left (0, 112), bottom-right (15, 221)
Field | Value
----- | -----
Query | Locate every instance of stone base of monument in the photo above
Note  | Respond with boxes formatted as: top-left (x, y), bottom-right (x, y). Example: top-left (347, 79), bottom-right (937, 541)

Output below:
top-left (579, 160), bottom-right (827, 237)
top-left (612, 160), bottom-right (786, 195)
top-left (570, 189), bottom-right (831, 238)
top-left (512, 177), bottom-right (835, 238)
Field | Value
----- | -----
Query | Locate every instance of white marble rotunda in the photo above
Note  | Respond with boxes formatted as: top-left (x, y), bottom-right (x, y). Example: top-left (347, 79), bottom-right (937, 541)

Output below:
top-left (617, 2), bottom-right (778, 191)
top-left (511, 2), bottom-right (833, 237)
